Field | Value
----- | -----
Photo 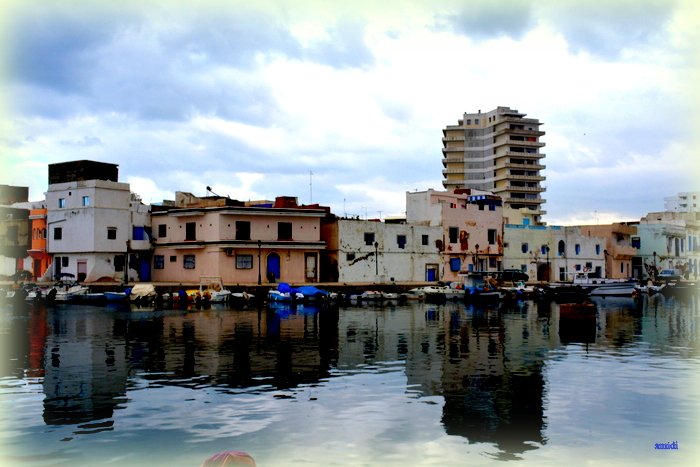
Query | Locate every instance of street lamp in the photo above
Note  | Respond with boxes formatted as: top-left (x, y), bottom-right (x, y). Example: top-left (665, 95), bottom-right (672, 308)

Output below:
top-left (475, 244), bottom-right (480, 272)
top-left (257, 240), bottom-right (262, 285)
top-left (545, 245), bottom-right (550, 281)
top-left (374, 241), bottom-right (379, 276)
top-left (652, 251), bottom-right (657, 280)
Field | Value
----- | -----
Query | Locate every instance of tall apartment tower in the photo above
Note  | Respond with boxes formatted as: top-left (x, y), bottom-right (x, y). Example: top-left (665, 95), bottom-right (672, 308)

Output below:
top-left (442, 106), bottom-right (546, 224)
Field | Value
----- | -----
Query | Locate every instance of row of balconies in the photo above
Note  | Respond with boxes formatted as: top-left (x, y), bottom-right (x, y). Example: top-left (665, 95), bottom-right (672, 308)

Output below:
top-left (494, 185), bottom-right (546, 193)
top-left (494, 139), bottom-right (546, 149)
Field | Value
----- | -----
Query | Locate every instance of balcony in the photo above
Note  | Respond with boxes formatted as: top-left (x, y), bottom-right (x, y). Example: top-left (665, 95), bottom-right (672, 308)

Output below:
top-left (611, 223), bottom-right (637, 235)
top-left (504, 151), bottom-right (546, 159)
top-left (442, 157), bottom-right (463, 166)
top-left (493, 128), bottom-right (545, 138)
top-left (500, 117), bottom-right (542, 125)
top-left (504, 197), bottom-right (546, 204)
top-left (443, 180), bottom-right (466, 187)
top-left (494, 140), bottom-right (546, 149)
top-left (442, 147), bottom-right (465, 153)
top-left (494, 173), bottom-right (545, 182)
top-left (610, 245), bottom-right (638, 259)
top-left (442, 136), bottom-right (465, 142)
top-left (494, 162), bottom-right (546, 171)
top-left (442, 169), bottom-right (465, 175)
top-left (496, 186), bottom-right (546, 193)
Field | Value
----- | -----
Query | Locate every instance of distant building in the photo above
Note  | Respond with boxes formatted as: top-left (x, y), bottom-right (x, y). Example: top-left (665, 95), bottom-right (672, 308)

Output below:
top-left (663, 191), bottom-right (700, 213)
top-left (635, 211), bottom-right (700, 279)
top-left (151, 194), bottom-right (327, 284)
top-left (46, 161), bottom-right (151, 282)
top-left (441, 107), bottom-right (546, 225)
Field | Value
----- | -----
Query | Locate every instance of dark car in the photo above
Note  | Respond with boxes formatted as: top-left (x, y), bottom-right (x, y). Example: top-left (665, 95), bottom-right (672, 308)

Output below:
top-left (657, 269), bottom-right (681, 282)
top-left (498, 269), bottom-right (530, 282)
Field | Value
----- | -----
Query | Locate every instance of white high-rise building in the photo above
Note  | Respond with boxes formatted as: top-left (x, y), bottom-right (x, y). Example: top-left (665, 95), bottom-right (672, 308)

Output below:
top-left (442, 106), bottom-right (546, 224)
top-left (663, 192), bottom-right (700, 213)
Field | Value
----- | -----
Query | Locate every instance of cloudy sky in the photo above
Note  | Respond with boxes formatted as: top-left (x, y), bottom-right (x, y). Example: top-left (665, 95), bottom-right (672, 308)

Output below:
top-left (1, 0), bottom-right (699, 225)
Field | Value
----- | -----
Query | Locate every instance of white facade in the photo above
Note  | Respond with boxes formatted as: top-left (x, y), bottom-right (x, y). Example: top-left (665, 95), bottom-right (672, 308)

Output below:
top-left (46, 180), bottom-right (151, 282)
top-left (336, 219), bottom-right (443, 283)
top-left (636, 211), bottom-right (699, 279)
top-left (663, 192), bottom-right (700, 213)
top-left (504, 225), bottom-right (606, 282)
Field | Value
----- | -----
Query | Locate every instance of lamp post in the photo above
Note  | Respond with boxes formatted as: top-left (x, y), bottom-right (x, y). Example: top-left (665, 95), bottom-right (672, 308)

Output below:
top-left (257, 240), bottom-right (262, 285)
top-left (545, 245), bottom-right (550, 281)
top-left (475, 244), bottom-right (480, 272)
top-left (374, 241), bottom-right (379, 276)
top-left (652, 251), bottom-right (657, 280)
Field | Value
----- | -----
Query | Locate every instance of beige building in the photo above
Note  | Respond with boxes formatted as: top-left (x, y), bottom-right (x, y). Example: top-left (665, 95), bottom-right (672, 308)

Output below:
top-left (442, 106), bottom-right (546, 225)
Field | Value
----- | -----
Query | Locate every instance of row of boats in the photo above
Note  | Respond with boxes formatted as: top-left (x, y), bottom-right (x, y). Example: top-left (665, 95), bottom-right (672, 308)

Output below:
top-left (3, 273), bottom-right (697, 307)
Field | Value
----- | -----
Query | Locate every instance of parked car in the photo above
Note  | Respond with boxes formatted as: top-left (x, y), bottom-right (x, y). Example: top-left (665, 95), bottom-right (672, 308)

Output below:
top-left (657, 269), bottom-right (682, 282)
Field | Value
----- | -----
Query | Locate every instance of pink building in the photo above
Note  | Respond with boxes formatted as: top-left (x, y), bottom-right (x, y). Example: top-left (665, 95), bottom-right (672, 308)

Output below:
top-left (151, 196), bottom-right (327, 284)
top-left (407, 188), bottom-right (505, 282)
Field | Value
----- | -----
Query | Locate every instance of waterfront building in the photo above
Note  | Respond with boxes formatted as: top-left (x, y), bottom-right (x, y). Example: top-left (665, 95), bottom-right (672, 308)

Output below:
top-left (151, 194), bottom-right (327, 284)
top-left (503, 225), bottom-right (606, 282)
top-left (441, 107), bottom-right (546, 226)
top-left (663, 191), bottom-right (700, 213)
top-left (406, 188), bottom-right (505, 282)
top-left (580, 223), bottom-right (638, 279)
top-left (635, 211), bottom-right (699, 279)
top-left (27, 207), bottom-right (51, 280)
top-left (320, 216), bottom-right (443, 283)
top-left (46, 160), bottom-right (152, 282)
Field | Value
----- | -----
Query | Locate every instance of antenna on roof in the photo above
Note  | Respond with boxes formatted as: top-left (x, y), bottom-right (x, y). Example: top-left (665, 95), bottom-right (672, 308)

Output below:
top-left (206, 186), bottom-right (221, 197)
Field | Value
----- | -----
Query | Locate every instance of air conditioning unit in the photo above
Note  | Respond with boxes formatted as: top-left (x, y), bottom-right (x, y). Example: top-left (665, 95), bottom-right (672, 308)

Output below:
top-left (225, 248), bottom-right (234, 256)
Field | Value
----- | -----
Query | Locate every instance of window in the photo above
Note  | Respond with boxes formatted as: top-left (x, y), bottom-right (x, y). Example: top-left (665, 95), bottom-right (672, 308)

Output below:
top-left (364, 232), bottom-right (375, 246)
top-left (541, 245), bottom-right (547, 255)
top-left (575, 264), bottom-right (581, 271)
top-left (475, 118), bottom-right (479, 124)
top-left (422, 235), bottom-right (429, 246)
top-left (58, 198), bottom-right (65, 208)
top-left (82, 196), bottom-right (90, 206)
top-left (183, 255), bottom-right (195, 269)
top-left (466, 119), bottom-right (471, 124)
top-left (488, 229), bottom-right (497, 245)
top-left (236, 221), bottom-right (251, 240)
top-left (133, 226), bottom-right (145, 241)
top-left (278, 222), bottom-right (292, 240)
top-left (450, 257), bottom-right (461, 272)
top-left (397, 235), bottom-right (407, 249)
top-left (61, 257), bottom-right (69, 267)
top-left (586, 262), bottom-right (593, 270)
top-left (236, 254), bottom-right (253, 269)
top-left (346, 253), bottom-right (356, 261)
top-left (558, 240), bottom-right (566, 256)
top-left (521, 264), bottom-right (527, 271)
top-left (54, 227), bottom-right (62, 240)
top-left (621, 262), bottom-right (624, 273)
top-left (154, 255), bottom-right (165, 269)
top-left (185, 222), bottom-right (196, 241)
top-left (595, 244), bottom-right (601, 255)
top-left (169, 255), bottom-right (177, 262)
top-left (107, 227), bottom-right (117, 240)
top-left (575, 244), bottom-right (581, 255)
top-left (521, 243), bottom-right (529, 253)
top-left (158, 224), bottom-right (167, 238)
top-left (449, 227), bottom-right (458, 243)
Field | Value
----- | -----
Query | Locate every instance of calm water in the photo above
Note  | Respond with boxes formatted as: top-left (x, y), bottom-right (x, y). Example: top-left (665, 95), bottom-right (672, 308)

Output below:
top-left (1, 295), bottom-right (699, 467)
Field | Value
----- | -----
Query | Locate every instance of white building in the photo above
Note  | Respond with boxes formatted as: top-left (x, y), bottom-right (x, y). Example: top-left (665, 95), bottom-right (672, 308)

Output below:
top-left (663, 192), bottom-right (700, 213)
top-left (332, 218), bottom-right (443, 283)
top-left (46, 161), bottom-right (151, 283)
top-left (636, 211), bottom-right (699, 279)
top-left (504, 225), bottom-right (606, 282)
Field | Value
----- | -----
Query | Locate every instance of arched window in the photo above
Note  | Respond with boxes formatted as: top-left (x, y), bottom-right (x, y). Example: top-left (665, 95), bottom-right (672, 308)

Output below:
top-left (558, 240), bottom-right (565, 256)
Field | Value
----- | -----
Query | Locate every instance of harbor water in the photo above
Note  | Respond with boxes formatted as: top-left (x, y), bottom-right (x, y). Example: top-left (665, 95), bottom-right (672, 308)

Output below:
top-left (1, 295), bottom-right (699, 466)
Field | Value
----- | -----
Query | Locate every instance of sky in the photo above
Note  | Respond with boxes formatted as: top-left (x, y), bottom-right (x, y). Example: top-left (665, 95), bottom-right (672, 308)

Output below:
top-left (1, 0), bottom-right (699, 225)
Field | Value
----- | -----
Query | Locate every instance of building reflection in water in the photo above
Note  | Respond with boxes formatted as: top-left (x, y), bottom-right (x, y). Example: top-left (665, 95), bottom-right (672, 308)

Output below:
top-left (5, 294), bottom-right (694, 456)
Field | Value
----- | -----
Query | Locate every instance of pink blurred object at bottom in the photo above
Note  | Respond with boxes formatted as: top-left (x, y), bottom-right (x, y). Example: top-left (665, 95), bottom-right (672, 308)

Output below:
top-left (199, 451), bottom-right (256, 467)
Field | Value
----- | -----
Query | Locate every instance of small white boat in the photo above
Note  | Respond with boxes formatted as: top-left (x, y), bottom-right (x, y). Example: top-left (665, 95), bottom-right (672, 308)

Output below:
top-left (129, 284), bottom-right (157, 302)
top-left (186, 277), bottom-right (232, 303)
top-left (55, 285), bottom-right (90, 302)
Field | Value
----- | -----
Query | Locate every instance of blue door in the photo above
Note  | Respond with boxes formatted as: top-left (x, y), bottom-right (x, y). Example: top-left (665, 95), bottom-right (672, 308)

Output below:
top-left (426, 268), bottom-right (436, 281)
top-left (267, 253), bottom-right (281, 281)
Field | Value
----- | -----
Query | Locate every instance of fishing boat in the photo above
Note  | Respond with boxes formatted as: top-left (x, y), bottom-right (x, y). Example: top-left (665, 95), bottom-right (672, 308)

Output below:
top-left (186, 277), bottom-right (232, 303)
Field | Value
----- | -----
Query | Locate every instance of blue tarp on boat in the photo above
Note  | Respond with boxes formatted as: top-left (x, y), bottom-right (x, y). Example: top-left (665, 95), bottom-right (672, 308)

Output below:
top-left (297, 286), bottom-right (328, 296)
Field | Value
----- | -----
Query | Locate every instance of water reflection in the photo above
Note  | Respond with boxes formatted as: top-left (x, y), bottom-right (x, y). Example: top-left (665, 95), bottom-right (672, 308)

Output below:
top-left (0, 294), bottom-right (698, 466)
